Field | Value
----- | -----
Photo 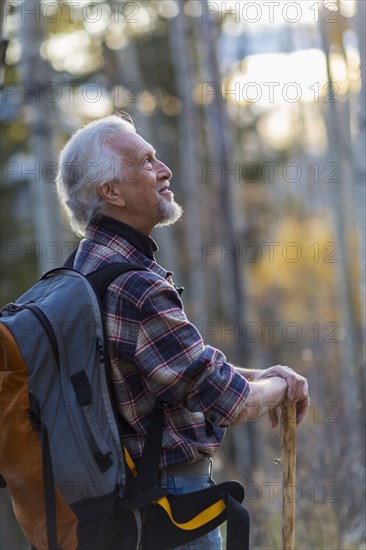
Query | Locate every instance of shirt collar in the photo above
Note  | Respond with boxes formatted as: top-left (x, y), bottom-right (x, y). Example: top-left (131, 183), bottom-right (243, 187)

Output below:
top-left (92, 214), bottom-right (158, 261)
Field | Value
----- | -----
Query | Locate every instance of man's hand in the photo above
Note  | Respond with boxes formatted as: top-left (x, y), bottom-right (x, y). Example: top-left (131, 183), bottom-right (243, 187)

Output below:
top-left (234, 365), bottom-right (310, 427)
top-left (255, 365), bottom-right (307, 401)
top-left (268, 395), bottom-right (309, 428)
top-left (256, 365), bottom-right (309, 427)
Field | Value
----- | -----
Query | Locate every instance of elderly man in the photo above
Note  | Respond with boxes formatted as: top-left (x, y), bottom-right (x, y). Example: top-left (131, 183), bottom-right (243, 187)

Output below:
top-left (56, 113), bottom-right (309, 550)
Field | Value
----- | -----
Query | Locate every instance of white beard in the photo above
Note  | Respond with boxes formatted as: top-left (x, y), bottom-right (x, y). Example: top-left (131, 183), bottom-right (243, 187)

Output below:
top-left (156, 195), bottom-right (183, 227)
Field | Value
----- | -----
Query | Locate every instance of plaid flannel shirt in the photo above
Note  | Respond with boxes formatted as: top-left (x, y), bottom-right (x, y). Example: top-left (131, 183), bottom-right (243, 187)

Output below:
top-left (74, 218), bottom-right (250, 468)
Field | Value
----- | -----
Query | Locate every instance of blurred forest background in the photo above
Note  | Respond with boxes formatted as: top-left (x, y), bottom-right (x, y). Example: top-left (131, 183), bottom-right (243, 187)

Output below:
top-left (0, 0), bottom-right (365, 548)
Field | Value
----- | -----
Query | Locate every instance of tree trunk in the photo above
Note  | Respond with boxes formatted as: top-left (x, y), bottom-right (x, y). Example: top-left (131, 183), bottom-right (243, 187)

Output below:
top-left (168, 5), bottom-right (208, 328)
top-left (104, 3), bottom-right (178, 278)
top-left (193, 1), bottom-right (257, 477)
top-left (319, 1), bottom-right (364, 532)
top-left (352, 0), bottom-right (366, 527)
top-left (354, 0), bottom-right (366, 356)
top-left (18, 0), bottom-right (64, 273)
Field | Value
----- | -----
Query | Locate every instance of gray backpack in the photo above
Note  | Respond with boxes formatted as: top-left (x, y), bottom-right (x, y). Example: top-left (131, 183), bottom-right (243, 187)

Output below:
top-left (0, 261), bottom-right (249, 550)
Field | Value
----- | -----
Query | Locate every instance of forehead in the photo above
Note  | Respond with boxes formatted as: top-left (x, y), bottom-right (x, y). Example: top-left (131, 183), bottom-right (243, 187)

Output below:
top-left (109, 131), bottom-right (154, 159)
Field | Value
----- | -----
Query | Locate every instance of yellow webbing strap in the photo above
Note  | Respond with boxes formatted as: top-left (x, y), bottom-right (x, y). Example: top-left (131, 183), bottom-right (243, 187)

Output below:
top-left (154, 495), bottom-right (226, 531)
top-left (123, 447), bottom-right (227, 532)
top-left (124, 447), bottom-right (137, 477)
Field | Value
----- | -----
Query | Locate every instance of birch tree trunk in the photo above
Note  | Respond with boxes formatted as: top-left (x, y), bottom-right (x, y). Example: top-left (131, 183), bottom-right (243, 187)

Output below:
top-left (354, 0), bottom-right (366, 358)
top-left (319, 5), bottom-right (360, 395)
top-left (18, 0), bottom-right (63, 273)
top-left (105, 0), bottom-right (178, 277)
top-left (319, 1), bottom-right (364, 531)
top-left (168, 5), bottom-right (208, 328)
top-left (353, 0), bottom-right (366, 526)
top-left (193, 5), bottom-right (248, 356)
top-left (193, 2), bottom-right (257, 475)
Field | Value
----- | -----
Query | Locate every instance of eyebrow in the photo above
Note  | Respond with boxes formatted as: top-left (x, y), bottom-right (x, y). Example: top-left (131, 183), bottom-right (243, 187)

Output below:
top-left (138, 145), bottom-right (156, 160)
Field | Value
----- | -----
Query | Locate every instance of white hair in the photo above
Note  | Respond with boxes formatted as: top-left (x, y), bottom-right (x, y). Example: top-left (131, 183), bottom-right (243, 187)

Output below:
top-left (55, 113), bottom-right (136, 236)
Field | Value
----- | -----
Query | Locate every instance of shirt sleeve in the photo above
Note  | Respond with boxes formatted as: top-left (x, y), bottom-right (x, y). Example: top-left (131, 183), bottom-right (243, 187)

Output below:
top-left (134, 281), bottom-right (250, 427)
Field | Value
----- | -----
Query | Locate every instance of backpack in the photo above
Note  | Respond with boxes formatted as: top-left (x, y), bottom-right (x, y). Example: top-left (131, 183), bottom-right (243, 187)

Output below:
top-left (0, 260), bottom-right (250, 550)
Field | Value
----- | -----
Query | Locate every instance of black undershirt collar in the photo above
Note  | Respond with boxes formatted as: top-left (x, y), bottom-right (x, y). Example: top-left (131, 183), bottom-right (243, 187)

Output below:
top-left (91, 215), bottom-right (184, 295)
top-left (93, 214), bottom-right (158, 261)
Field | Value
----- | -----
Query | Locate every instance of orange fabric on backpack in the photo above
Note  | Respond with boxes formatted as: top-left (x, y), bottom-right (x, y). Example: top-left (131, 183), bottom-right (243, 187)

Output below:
top-left (0, 324), bottom-right (78, 550)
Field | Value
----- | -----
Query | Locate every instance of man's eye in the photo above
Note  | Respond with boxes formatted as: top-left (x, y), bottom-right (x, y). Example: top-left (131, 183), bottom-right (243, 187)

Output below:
top-left (144, 157), bottom-right (152, 165)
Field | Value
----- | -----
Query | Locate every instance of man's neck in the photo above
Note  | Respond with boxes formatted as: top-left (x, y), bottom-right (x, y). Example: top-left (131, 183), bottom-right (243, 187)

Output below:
top-left (91, 214), bottom-right (158, 260)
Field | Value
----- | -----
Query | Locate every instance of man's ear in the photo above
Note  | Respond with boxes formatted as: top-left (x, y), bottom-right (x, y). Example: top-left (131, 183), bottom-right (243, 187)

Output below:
top-left (98, 181), bottom-right (126, 207)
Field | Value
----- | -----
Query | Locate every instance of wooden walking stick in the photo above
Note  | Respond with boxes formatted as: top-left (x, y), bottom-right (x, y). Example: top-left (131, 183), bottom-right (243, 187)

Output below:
top-left (281, 403), bottom-right (297, 550)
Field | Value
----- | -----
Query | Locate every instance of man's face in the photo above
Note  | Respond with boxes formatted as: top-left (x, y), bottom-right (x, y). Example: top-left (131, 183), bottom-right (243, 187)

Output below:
top-left (109, 132), bottom-right (182, 235)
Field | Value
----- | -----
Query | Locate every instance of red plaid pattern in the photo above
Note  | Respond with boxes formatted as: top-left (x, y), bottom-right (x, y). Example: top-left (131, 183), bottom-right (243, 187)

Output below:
top-left (74, 220), bottom-right (250, 467)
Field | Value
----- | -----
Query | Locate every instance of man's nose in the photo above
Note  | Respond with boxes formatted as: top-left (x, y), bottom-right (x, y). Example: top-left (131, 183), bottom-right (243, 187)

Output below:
top-left (157, 160), bottom-right (172, 180)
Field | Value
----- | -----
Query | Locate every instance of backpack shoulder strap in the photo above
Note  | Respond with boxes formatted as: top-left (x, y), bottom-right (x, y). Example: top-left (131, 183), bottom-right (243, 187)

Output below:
top-left (63, 248), bottom-right (78, 268)
top-left (86, 263), bottom-right (146, 297)
top-left (62, 250), bottom-right (165, 501)
top-left (63, 248), bottom-right (147, 297)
